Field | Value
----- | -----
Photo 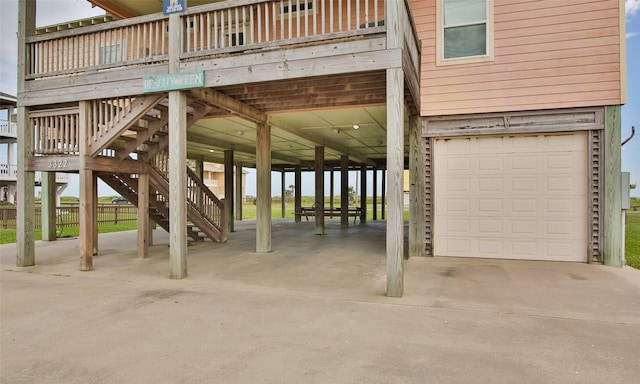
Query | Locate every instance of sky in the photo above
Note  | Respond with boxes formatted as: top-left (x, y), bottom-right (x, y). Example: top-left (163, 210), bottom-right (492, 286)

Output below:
top-left (0, 0), bottom-right (639, 197)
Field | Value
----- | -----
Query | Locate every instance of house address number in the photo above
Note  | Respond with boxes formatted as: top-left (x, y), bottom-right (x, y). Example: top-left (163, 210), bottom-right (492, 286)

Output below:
top-left (48, 159), bottom-right (69, 169)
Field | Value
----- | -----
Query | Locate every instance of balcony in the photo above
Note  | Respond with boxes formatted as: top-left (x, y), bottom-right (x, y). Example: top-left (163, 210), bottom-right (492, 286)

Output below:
top-left (0, 120), bottom-right (17, 138)
top-left (21, 0), bottom-right (420, 171)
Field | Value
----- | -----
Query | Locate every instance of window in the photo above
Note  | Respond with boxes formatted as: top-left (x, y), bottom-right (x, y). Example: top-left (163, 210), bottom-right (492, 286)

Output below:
top-left (99, 43), bottom-right (123, 65)
top-left (280, 1), bottom-right (314, 15)
top-left (438, 0), bottom-right (493, 65)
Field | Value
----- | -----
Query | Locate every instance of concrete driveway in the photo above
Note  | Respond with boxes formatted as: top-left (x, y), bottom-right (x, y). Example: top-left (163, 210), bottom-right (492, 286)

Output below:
top-left (1, 219), bottom-right (639, 383)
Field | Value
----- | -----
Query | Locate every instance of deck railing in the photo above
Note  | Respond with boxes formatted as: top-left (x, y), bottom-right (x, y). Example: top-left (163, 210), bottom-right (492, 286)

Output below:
top-left (30, 106), bottom-right (80, 155)
top-left (26, 0), bottom-right (397, 80)
top-left (0, 163), bottom-right (18, 179)
top-left (0, 120), bottom-right (17, 136)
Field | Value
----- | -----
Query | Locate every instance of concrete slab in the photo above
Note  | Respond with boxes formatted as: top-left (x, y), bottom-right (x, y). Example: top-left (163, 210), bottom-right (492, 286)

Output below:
top-left (1, 219), bottom-right (639, 383)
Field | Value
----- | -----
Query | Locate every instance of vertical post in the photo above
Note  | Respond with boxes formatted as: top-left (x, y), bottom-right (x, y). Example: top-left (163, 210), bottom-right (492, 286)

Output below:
top-left (41, 172), bottom-right (57, 241)
top-left (360, 164), bottom-right (367, 224)
top-left (256, 121), bottom-right (272, 252)
top-left (373, 168), bottom-right (378, 220)
top-left (137, 172), bottom-right (149, 259)
top-left (224, 149), bottom-right (234, 232)
top-left (602, 105), bottom-right (623, 267)
top-left (195, 159), bottom-right (204, 209)
top-left (92, 174), bottom-right (98, 255)
top-left (340, 155), bottom-right (349, 228)
top-left (235, 164), bottom-right (243, 221)
top-left (294, 165), bottom-right (302, 223)
top-left (386, 0), bottom-right (405, 297)
top-left (281, 170), bottom-right (286, 218)
top-left (409, 114), bottom-right (425, 257)
top-left (16, 0), bottom-right (36, 267)
top-left (78, 101), bottom-right (94, 271)
top-left (381, 167), bottom-right (386, 220)
top-left (330, 169), bottom-right (335, 217)
top-left (315, 146), bottom-right (325, 235)
top-left (168, 12), bottom-right (187, 279)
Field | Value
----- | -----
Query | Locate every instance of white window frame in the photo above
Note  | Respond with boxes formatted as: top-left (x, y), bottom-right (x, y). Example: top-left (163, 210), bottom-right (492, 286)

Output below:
top-left (276, 1), bottom-right (316, 19)
top-left (436, 0), bottom-right (494, 66)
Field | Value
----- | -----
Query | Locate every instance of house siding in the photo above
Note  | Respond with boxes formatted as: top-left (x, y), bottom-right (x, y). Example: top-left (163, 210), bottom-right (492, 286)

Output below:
top-left (410, 0), bottom-right (623, 116)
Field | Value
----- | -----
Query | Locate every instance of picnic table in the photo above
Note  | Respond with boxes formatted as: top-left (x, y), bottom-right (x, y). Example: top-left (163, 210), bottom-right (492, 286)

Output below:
top-left (297, 206), bottom-right (362, 224)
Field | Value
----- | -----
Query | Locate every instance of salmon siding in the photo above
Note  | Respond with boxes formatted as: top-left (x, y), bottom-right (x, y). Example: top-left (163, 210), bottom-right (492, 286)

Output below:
top-left (409, 0), bottom-right (623, 116)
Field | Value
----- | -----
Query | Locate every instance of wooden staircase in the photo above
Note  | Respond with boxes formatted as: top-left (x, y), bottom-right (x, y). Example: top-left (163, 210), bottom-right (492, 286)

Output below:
top-left (97, 163), bottom-right (226, 243)
top-left (90, 94), bottom-right (225, 243)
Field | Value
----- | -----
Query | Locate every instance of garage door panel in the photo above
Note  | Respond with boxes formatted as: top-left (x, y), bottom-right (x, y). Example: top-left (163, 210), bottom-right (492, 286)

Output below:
top-left (434, 133), bottom-right (587, 262)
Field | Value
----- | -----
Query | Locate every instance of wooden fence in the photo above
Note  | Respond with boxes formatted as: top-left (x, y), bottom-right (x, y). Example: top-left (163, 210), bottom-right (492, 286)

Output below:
top-left (0, 204), bottom-right (137, 230)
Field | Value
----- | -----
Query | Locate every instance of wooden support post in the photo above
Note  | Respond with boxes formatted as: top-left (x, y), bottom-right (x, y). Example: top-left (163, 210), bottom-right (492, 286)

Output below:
top-left (373, 168), bottom-right (378, 221)
top-left (315, 146), bottom-right (325, 235)
top-left (16, 0), bottom-right (35, 267)
top-left (224, 149), bottom-right (234, 232)
top-left (330, 169), bottom-right (335, 218)
top-left (137, 172), bottom-right (149, 259)
top-left (41, 172), bottom-right (57, 241)
top-left (256, 121), bottom-right (272, 252)
top-left (409, 114), bottom-right (425, 257)
top-left (294, 165), bottom-right (302, 223)
top-left (168, 12), bottom-right (187, 278)
top-left (78, 101), bottom-right (94, 271)
top-left (281, 170), bottom-right (286, 218)
top-left (602, 105), bottom-right (623, 267)
top-left (360, 164), bottom-right (367, 224)
top-left (235, 164), bottom-right (243, 220)
top-left (340, 155), bottom-right (349, 228)
top-left (381, 167), bottom-right (386, 220)
top-left (386, 0), bottom-right (405, 297)
top-left (92, 174), bottom-right (98, 255)
top-left (79, 168), bottom-right (94, 270)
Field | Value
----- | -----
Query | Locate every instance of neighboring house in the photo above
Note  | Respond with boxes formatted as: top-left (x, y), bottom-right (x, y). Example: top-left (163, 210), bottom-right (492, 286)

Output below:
top-left (1, 92), bottom-right (69, 205)
top-left (201, 162), bottom-right (247, 202)
top-left (14, 0), bottom-right (626, 297)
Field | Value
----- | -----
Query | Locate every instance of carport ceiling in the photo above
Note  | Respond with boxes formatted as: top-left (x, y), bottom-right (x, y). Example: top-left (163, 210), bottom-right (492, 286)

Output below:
top-left (185, 72), bottom-right (412, 170)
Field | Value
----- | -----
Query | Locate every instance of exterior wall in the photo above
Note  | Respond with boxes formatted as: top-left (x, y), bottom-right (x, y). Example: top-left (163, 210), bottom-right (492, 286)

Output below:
top-left (410, 0), bottom-right (623, 116)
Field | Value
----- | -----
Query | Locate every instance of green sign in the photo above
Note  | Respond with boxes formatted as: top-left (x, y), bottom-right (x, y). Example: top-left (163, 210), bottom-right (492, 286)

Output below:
top-left (143, 71), bottom-right (205, 93)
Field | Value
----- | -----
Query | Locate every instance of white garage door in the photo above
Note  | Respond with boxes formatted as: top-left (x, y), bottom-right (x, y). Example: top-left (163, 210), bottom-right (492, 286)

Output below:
top-left (434, 133), bottom-right (587, 262)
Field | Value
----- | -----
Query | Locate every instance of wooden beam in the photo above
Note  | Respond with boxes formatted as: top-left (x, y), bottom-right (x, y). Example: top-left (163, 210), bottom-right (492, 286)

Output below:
top-left (329, 169), bottom-right (335, 218)
top-left (256, 121), bottom-right (272, 253)
top-left (41, 172), bottom-right (56, 241)
top-left (602, 105), bottom-right (623, 267)
top-left (281, 170), bottom-right (286, 218)
top-left (190, 88), bottom-right (267, 124)
top-left (386, 0), bottom-right (405, 297)
top-left (169, 12), bottom-right (187, 279)
top-left (360, 163), bottom-right (367, 224)
top-left (373, 168), bottom-right (378, 221)
top-left (186, 132), bottom-right (302, 165)
top-left (295, 165), bottom-right (302, 223)
top-left (137, 172), bottom-right (149, 259)
top-left (225, 150), bottom-right (234, 233)
top-left (315, 146), bottom-right (325, 235)
top-left (16, 0), bottom-right (35, 267)
top-left (235, 164), bottom-right (243, 220)
top-left (341, 155), bottom-right (349, 228)
top-left (409, 114), bottom-right (425, 257)
top-left (79, 167), bottom-right (94, 271)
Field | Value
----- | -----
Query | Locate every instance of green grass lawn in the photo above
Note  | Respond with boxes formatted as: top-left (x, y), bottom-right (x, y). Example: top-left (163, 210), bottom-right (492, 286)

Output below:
top-left (626, 212), bottom-right (640, 269)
